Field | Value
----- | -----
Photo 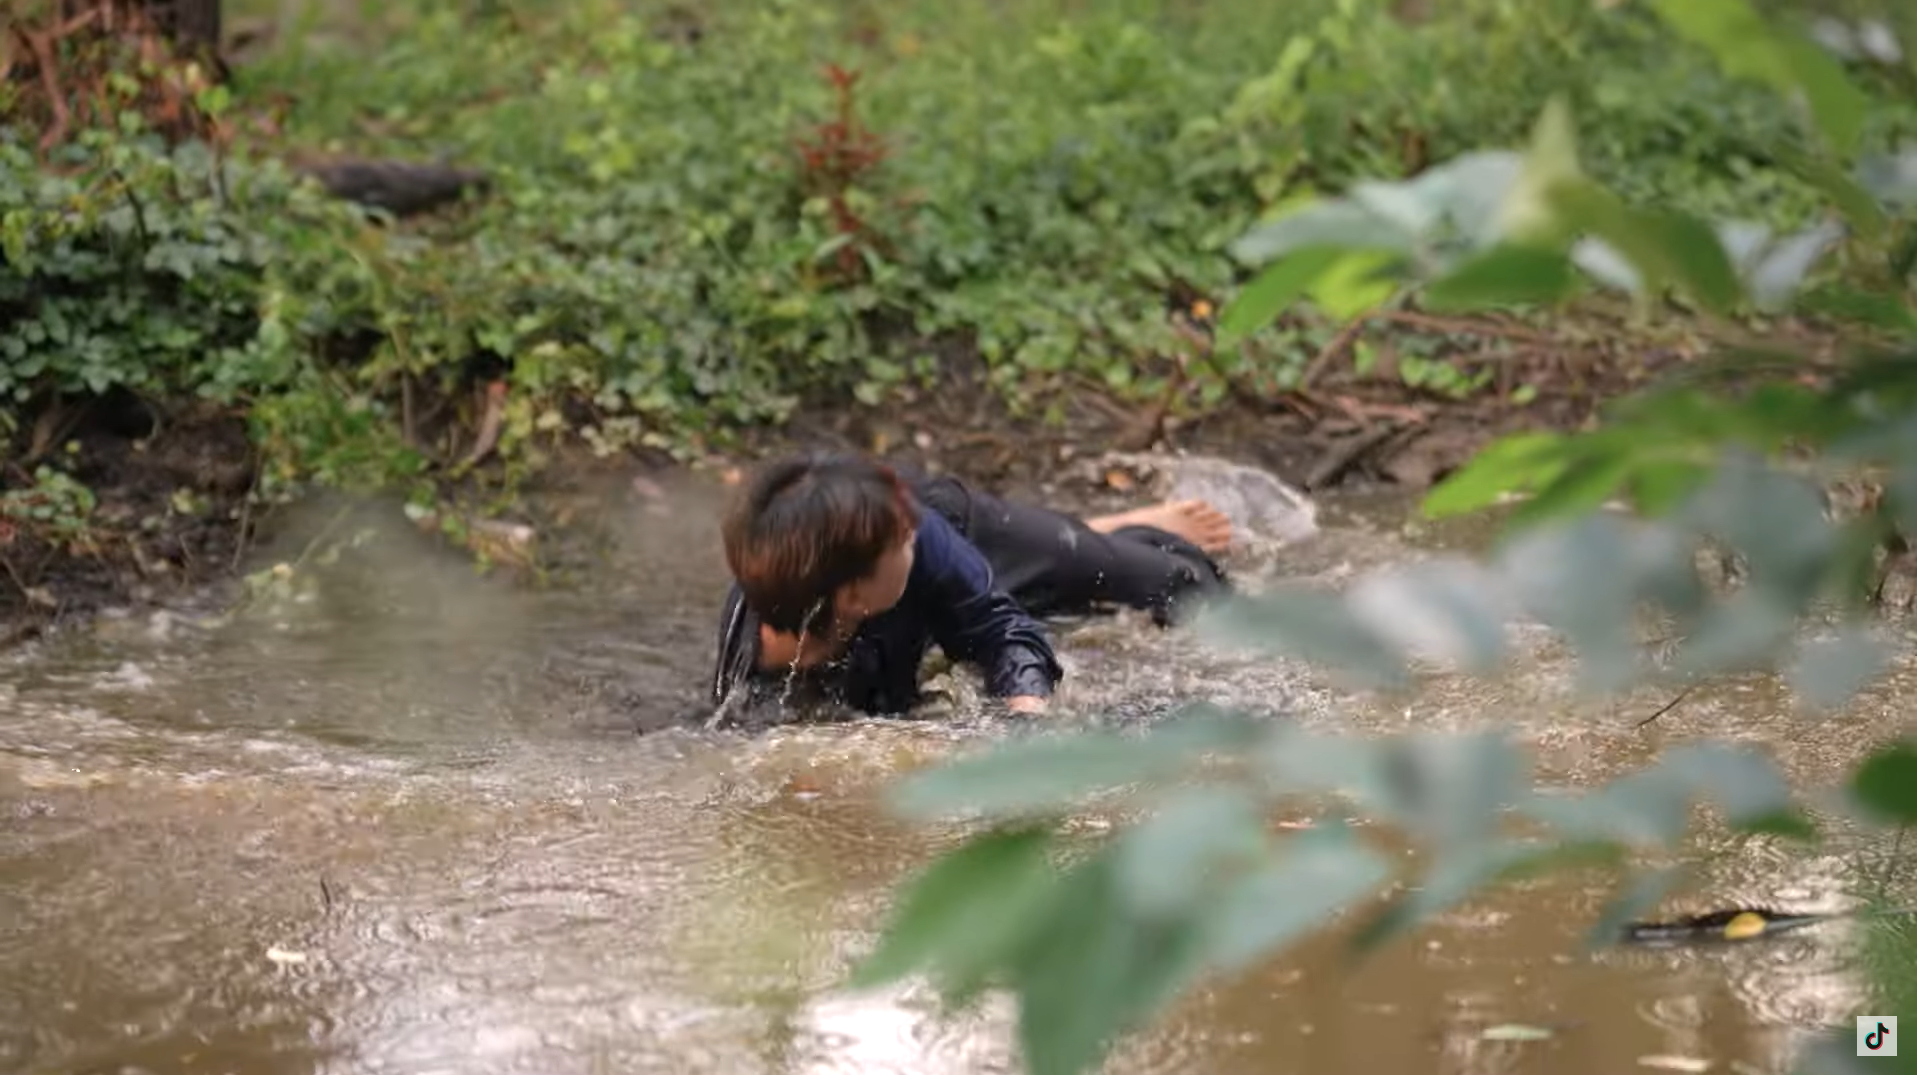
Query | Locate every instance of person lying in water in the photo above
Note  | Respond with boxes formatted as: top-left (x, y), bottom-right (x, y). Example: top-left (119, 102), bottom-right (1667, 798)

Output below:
top-left (708, 452), bottom-right (1236, 718)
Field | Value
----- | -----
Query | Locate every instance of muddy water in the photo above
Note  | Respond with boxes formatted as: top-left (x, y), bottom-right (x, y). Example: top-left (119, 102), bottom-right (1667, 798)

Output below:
top-left (0, 474), bottom-right (1906, 1075)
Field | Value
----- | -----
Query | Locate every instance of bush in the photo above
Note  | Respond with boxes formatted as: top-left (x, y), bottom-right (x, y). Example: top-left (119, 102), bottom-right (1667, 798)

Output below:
top-left (0, 128), bottom-right (425, 494)
top-left (7, 0), bottom-right (1916, 497)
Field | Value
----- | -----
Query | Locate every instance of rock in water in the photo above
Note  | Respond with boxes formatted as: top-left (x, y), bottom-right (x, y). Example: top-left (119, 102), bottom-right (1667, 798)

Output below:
top-left (1095, 451), bottom-right (1320, 549)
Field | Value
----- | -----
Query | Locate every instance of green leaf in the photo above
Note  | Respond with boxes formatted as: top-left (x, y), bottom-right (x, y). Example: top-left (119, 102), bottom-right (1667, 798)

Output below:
top-left (889, 730), bottom-right (1199, 822)
top-left (1195, 824), bottom-right (1390, 974)
top-left (1011, 850), bottom-right (1210, 1075)
top-left (1736, 808), bottom-right (1819, 842)
top-left (1649, 0), bottom-right (1869, 153)
top-left (1849, 739), bottom-right (1917, 825)
top-left (1350, 151), bottom-right (1523, 246)
top-left (1217, 246), bottom-right (1345, 343)
top-left (1308, 249), bottom-right (1404, 321)
top-left (1422, 432), bottom-right (1573, 520)
top-left (1252, 724), bottom-right (1398, 800)
top-left (1527, 769), bottom-right (1696, 847)
top-left (1798, 286), bottom-right (1917, 334)
top-left (1680, 457), bottom-right (1837, 593)
top-left (1423, 244), bottom-right (1579, 312)
top-left (1657, 742), bottom-right (1795, 827)
top-left (1572, 238), bottom-right (1643, 293)
top-left (1775, 34), bottom-right (1870, 155)
top-left (1114, 786), bottom-right (1266, 918)
top-left (1352, 838), bottom-right (1626, 953)
top-left (1495, 515), bottom-right (1687, 692)
top-left (1196, 588), bottom-right (1410, 689)
top-left (1668, 589), bottom-right (1802, 678)
top-left (1856, 149), bottom-right (1917, 210)
top-left (1630, 461), bottom-right (1714, 517)
top-left (850, 827), bottom-right (1060, 1001)
top-left (1786, 147), bottom-right (1889, 233)
top-left (1351, 842), bottom-right (1525, 952)
top-left (1788, 627), bottom-right (1894, 710)
top-left (1549, 182), bottom-right (1744, 313)
top-left (1635, 211), bottom-right (1746, 315)
top-left (1132, 703), bottom-right (1274, 756)
top-left (1230, 200), bottom-right (1416, 265)
top-left (1747, 221), bottom-right (1846, 311)
top-left (1497, 96), bottom-right (1585, 247)
top-left (1379, 731), bottom-right (1531, 850)
top-left (1504, 448), bottom-right (1637, 530)
top-left (1344, 558), bottom-right (1511, 674)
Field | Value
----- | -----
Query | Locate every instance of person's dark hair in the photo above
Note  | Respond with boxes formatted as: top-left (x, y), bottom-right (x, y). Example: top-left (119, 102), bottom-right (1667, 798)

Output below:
top-left (722, 453), bottom-right (920, 634)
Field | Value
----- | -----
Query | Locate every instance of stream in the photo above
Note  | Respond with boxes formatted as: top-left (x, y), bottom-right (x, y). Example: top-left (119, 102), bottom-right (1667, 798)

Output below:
top-left (0, 468), bottom-right (1905, 1075)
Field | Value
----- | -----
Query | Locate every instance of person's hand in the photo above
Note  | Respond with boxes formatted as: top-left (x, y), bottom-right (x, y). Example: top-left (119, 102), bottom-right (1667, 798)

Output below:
top-left (1006, 694), bottom-right (1049, 715)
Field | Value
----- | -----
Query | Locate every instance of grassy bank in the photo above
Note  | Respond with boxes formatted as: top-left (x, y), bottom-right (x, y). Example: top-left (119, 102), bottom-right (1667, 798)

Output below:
top-left (4, 0), bottom-right (1915, 620)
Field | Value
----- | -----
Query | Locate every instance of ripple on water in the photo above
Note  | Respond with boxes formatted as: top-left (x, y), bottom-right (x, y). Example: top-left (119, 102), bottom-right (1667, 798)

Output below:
top-left (7, 482), bottom-right (1916, 1075)
top-left (0, 805), bottom-right (355, 1072)
top-left (283, 769), bottom-right (890, 1073)
top-left (786, 983), bottom-right (1018, 1075)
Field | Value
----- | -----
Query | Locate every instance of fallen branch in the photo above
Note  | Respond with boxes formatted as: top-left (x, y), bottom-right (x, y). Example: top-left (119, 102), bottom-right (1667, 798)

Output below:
top-left (1303, 423), bottom-right (1395, 490)
top-left (291, 157), bottom-right (494, 219)
top-left (1633, 686), bottom-right (1695, 729)
top-left (1304, 423), bottom-right (1401, 491)
top-left (1297, 313), bottom-right (1372, 394)
top-left (458, 380), bottom-right (510, 471)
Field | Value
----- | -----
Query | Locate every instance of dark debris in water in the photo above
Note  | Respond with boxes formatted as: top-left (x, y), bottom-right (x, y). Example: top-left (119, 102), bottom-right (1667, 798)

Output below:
top-left (1616, 905), bottom-right (1917, 946)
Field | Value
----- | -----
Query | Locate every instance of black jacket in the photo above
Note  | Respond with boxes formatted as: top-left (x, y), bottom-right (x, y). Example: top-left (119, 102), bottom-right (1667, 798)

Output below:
top-left (709, 484), bottom-right (1063, 716)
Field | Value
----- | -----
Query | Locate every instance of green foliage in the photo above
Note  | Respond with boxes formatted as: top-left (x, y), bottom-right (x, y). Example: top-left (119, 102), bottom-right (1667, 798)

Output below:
top-left (1850, 741), bottom-right (1917, 824)
top-left (1, 133), bottom-right (326, 402)
top-left (14, 0), bottom-right (1917, 509)
top-left (0, 127), bottom-right (429, 495)
top-left (858, 706), bottom-right (1819, 1075)
top-left (1220, 3), bottom-right (1917, 528)
top-left (863, 5), bottom-right (1917, 1074)
top-left (1, 465), bottom-right (99, 554)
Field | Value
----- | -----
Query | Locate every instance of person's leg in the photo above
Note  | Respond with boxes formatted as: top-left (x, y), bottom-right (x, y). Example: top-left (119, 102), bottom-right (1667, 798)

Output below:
top-left (932, 480), bottom-right (1233, 625)
top-left (1084, 500), bottom-right (1233, 553)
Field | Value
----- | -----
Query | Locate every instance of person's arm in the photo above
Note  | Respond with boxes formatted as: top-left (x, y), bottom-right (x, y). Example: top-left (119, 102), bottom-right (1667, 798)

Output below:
top-left (710, 583), bottom-right (770, 707)
top-left (913, 511), bottom-right (1063, 707)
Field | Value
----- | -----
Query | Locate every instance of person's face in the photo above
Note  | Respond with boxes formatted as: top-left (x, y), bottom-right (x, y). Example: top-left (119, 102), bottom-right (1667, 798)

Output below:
top-left (832, 529), bottom-right (916, 629)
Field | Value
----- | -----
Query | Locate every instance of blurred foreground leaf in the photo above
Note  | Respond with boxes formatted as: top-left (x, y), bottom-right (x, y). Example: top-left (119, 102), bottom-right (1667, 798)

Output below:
top-left (1850, 740), bottom-right (1917, 825)
top-left (889, 712), bottom-right (1253, 822)
top-left (1788, 627), bottom-right (1896, 711)
top-left (851, 827), bottom-right (1060, 1003)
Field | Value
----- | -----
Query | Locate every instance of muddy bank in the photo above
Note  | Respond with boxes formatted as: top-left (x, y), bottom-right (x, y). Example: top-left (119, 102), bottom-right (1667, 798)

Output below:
top-left (1, 401), bottom-right (258, 645)
top-left (752, 326), bottom-right (1689, 500)
top-left (0, 327), bottom-right (1709, 647)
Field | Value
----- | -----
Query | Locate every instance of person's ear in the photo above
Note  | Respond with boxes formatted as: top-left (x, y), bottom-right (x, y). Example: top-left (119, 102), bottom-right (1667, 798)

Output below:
top-left (831, 583), bottom-right (863, 621)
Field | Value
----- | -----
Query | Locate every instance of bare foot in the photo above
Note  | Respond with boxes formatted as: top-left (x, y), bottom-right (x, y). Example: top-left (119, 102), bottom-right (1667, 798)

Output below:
top-left (1086, 499), bottom-right (1234, 554)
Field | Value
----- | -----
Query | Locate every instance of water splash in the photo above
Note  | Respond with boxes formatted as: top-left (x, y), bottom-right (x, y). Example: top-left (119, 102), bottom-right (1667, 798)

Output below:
top-left (780, 599), bottom-right (828, 708)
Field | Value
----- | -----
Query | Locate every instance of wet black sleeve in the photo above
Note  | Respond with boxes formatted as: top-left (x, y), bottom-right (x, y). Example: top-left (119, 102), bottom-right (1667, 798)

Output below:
top-left (709, 583), bottom-right (765, 707)
top-left (914, 510), bottom-right (1064, 699)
